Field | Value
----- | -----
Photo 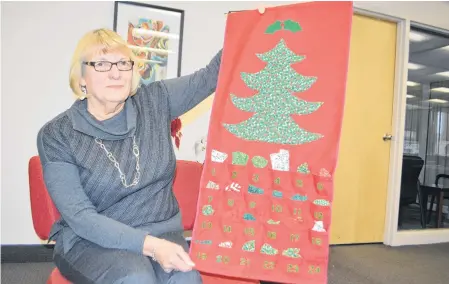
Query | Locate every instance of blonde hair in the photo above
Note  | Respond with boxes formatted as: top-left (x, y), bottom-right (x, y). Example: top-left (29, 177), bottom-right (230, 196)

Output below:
top-left (69, 28), bottom-right (142, 99)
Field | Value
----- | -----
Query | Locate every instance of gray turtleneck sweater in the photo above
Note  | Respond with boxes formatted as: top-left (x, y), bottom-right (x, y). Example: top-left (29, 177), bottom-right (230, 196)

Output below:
top-left (37, 50), bottom-right (222, 256)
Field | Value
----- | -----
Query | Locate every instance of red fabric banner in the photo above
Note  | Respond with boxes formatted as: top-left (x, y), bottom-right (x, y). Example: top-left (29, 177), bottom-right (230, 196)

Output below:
top-left (190, 2), bottom-right (353, 283)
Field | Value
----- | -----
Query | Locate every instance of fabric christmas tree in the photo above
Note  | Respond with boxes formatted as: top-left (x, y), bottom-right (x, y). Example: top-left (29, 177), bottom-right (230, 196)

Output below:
top-left (223, 39), bottom-right (323, 145)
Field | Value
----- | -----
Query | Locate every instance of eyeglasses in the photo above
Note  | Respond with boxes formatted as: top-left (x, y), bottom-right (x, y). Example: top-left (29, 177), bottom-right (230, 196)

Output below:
top-left (83, 60), bottom-right (134, 72)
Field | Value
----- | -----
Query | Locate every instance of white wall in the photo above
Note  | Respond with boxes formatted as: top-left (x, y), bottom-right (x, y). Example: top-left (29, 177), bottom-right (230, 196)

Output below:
top-left (2, 1), bottom-right (449, 245)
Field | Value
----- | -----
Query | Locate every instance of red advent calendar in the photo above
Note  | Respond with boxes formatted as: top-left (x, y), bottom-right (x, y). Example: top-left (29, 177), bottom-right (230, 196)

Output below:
top-left (190, 2), bottom-right (353, 283)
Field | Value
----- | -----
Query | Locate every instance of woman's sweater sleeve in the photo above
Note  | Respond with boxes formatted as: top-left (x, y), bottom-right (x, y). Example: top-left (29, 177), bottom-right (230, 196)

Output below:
top-left (160, 49), bottom-right (223, 120)
top-left (37, 126), bottom-right (149, 254)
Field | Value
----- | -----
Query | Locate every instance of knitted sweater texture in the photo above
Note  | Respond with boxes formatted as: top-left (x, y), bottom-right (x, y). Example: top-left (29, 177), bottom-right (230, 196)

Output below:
top-left (37, 50), bottom-right (222, 255)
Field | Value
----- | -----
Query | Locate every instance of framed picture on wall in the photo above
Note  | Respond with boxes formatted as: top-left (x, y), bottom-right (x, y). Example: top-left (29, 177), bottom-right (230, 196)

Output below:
top-left (113, 1), bottom-right (184, 85)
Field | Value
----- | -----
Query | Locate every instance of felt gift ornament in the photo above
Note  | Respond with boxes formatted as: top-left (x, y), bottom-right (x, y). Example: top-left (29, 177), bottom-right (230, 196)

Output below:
top-left (190, 2), bottom-right (353, 283)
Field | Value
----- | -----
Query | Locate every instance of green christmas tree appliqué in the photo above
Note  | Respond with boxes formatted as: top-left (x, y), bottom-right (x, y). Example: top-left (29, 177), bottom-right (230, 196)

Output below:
top-left (223, 39), bottom-right (324, 145)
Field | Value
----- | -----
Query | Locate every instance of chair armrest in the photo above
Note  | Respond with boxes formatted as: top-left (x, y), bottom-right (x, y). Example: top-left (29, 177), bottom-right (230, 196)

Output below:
top-left (436, 174), bottom-right (449, 187)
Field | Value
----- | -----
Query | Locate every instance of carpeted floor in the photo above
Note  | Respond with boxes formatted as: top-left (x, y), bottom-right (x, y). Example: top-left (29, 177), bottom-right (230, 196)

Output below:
top-left (2, 243), bottom-right (449, 284)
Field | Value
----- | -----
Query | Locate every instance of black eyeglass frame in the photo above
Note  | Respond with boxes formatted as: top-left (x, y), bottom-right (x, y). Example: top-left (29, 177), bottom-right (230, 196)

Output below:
top-left (83, 60), bottom-right (135, 72)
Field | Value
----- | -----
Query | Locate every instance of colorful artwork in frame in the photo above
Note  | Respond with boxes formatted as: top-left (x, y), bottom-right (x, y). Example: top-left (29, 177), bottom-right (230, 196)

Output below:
top-left (113, 1), bottom-right (185, 148)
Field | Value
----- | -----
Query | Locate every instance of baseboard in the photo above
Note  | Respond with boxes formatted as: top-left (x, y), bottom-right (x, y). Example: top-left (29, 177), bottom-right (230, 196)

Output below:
top-left (390, 229), bottom-right (449, 246)
top-left (1, 244), bottom-right (54, 263)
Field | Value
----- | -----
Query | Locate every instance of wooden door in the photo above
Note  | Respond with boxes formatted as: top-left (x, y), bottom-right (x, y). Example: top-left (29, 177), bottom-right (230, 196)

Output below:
top-left (330, 14), bottom-right (397, 244)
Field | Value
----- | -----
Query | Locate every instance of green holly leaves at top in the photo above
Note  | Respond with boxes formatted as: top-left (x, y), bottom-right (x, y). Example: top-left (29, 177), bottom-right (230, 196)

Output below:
top-left (284, 20), bottom-right (302, 33)
top-left (265, 21), bottom-right (282, 34)
top-left (265, 19), bottom-right (302, 34)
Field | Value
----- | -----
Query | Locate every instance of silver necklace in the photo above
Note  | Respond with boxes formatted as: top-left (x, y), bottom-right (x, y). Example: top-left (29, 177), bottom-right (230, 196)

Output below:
top-left (95, 136), bottom-right (140, 188)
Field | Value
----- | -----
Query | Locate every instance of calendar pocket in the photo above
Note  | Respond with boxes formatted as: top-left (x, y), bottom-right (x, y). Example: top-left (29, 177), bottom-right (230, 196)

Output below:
top-left (204, 161), bottom-right (227, 185)
top-left (312, 174), bottom-right (333, 198)
top-left (270, 170), bottom-right (292, 191)
top-left (283, 198), bottom-right (312, 227)
top-left (310, 199), bottom-right (332, 227)
top-left (305, 257), bottom-right (328, 281)
top-left (226, 164), bottom-right (249, 184)
top-left (308, 229), bottom-right (329, 253)
top-left (247, 166), bottom-right (272, 186)
top-left (291, 171), bottom-right (314, 193)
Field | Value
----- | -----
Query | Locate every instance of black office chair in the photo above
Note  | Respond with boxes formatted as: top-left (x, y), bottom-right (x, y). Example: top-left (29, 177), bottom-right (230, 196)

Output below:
top-left (427, 174), bottom-right (449, 226)
top-left (399, 155), bottom-right (426, 228)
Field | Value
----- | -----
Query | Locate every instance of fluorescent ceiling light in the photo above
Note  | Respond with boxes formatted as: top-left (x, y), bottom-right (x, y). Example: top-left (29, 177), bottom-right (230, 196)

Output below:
top-left (428, 99), bottom-right (448, 103)
top-left (406, 104), bottom-right (430, 110)
top-left (407, 81), bottom-right (419, 87)
top-left (408, 63), bottom-right (425, 70)
top-left (435, 71), bottom-right (449, 77)
top-left (409, 31), bottom-right (429, 42)
top-left (406, 94), bottom-right (415, 98)
top-left (432, 87), bottom-right (449, 93)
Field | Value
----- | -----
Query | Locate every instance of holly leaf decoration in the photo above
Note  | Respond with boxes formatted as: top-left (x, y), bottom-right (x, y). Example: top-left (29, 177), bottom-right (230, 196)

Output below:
top-left (284, 19), bottom-right (302, 32)
top-left (265, 20), bottom-right (282, 34)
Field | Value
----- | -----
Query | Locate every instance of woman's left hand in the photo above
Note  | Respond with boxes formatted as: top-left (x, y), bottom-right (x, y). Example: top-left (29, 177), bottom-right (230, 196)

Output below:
top-left (143, 235), bottom-right (195, 273)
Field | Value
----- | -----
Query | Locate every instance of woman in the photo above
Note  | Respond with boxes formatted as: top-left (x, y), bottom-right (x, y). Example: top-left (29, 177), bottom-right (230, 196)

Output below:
top-left (37, 28), bottom-right (222, 284)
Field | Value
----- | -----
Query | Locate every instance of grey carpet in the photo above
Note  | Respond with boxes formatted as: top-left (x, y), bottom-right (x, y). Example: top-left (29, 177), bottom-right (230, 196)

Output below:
top-left (2, 261), bottom-right (54, 284)
top-left (327, 243), bottom-right (448, 284)
top-left (2, 243), bottom-right (448, 284)
top-left (400, 204), bottom-right (449, 230)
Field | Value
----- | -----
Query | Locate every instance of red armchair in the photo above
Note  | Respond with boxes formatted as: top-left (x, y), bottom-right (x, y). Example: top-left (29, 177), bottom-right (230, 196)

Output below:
top-left (28, 156), bottom-right (259, 284)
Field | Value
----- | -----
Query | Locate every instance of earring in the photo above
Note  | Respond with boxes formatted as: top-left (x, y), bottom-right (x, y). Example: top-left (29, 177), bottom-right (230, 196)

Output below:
top-left (80, 85), bottom-right (87, 100)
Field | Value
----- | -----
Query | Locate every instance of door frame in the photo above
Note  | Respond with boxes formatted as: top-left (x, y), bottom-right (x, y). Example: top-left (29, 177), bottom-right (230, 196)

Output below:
top-left (353, 7), bottom-right (449, 246)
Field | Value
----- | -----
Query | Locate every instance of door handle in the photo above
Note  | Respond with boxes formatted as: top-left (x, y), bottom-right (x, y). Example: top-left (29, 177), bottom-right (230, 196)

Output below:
top-left (383, 134), bottom-right (393, 141)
